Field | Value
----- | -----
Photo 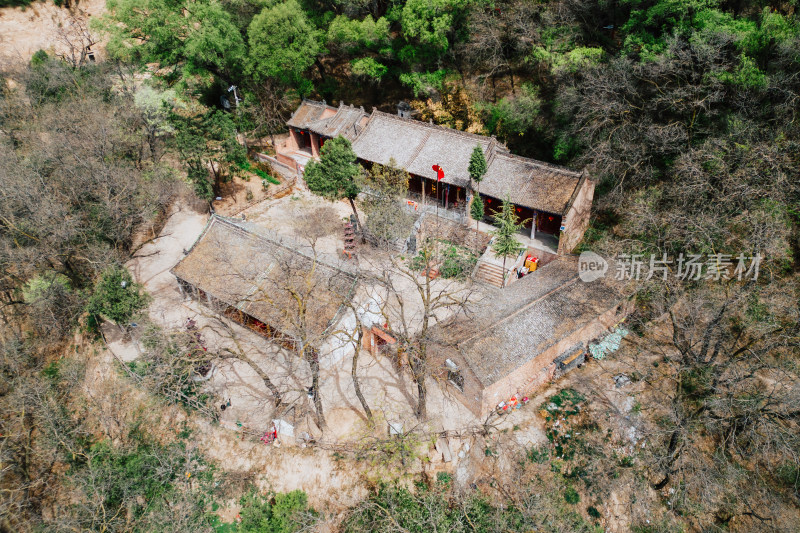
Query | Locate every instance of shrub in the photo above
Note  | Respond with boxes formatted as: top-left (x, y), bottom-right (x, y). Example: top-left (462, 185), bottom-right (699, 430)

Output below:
top-left (86, 266), bottom-right (150, 328)
top-left (564, 486), bottom-right (580, 504)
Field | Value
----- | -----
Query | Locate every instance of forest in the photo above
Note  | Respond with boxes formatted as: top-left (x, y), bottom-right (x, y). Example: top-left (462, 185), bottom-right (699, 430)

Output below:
top-left (0, 0), bottom-right (799, 530)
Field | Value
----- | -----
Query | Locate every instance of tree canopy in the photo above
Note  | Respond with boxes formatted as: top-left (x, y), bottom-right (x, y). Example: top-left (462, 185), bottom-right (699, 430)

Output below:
top-left (247, 0), bottom-right (321, 90)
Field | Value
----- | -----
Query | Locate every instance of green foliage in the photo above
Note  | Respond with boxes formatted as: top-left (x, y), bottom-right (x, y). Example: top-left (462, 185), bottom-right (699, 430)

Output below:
top-left (86, 266), bottom-right (150, 326)
top-left (712, 55), bottom-right (768, 89)
top-left (239, 160), bottom-right (281, 184)
top-left (531, 46), bottom-right (604, 75)
top-left (30, 49), bottom-right (49, 67)
top-left (489, 197), bottom-right (526, 280)
top-left (327, 15), bottom-right (390, 52)
top-left (468, 144), bottom-right (487, 184)
top-left (247, 0), bottom-right (321, 90)
top-left (546, 388), bottom-right (586, 411)
top-left (399, 69), bottom-right (448, 97)
top-left (527, 444), bottom-right (550, 464)
top-left (553, 135), bottom-right (578, 162)
top-left (470, 195), bottom-right (484, 222)
top-left (350, 57), bottom-right (388, 80)
top-left (22, 273), bottom-right (72, 303)
top-left (437, 241), bottom-right (478, 279)
top-left (102, 0), bottom-right (246, 81)
top-left (563, 486), bottom-right (580, 504)
top-left (171, 109), bottom-right (244, 199)
top-left (479, 84), bottom-right (541, 142)
top-left (304, 136), bottom-right (361, 202)
top-left (401, 0), bottom-right (465, 53)
top-left (238, 489), bottom-right (312, 533)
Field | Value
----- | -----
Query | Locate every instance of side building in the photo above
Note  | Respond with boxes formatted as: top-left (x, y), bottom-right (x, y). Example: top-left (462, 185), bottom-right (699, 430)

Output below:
top-left (427, 257), bottom-right (630, 418)
top-left (280, 100), bottom-right (594, 255)
top-left (171, 215), bottom-right (359, 363)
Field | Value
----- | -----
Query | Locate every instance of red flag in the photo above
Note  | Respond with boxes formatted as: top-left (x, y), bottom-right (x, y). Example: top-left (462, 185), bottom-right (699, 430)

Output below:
top-left (431, 164), bottom-right (444, 181)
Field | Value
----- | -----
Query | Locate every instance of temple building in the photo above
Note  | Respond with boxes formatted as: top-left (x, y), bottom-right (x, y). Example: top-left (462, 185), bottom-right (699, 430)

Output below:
top-left (278, 100), bottom-right (594, 255)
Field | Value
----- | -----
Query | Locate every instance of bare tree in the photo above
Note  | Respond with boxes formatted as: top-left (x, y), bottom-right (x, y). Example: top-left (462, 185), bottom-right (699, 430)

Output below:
top-left (373, 230), bottom-right (478, 419)
top-left (54, 17), bottom-right (98, 69)
top-left (621, 280), bottom-right (800, 528)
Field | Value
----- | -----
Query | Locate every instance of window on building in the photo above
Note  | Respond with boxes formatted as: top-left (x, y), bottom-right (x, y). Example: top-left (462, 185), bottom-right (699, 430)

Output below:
top-left (445, 358), bottom-right (464, 392)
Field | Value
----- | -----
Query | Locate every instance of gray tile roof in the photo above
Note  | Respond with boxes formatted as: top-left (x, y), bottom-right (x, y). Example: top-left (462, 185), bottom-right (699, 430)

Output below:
top-left (171, 216), bottom-right (358, 340)
top-left (351, 110), bottom-right (497, 190)
top-left (429, 257), bottom-right (623, 388)
top-left (308, 103), bottom-right (368, 141)
top-left (287, 100), bottom-right (336, 129)
top-left (349, 109), bottom-right (581, 214)
top-left (289, 102), bottom-right (583, 215)
top-left (481, 152), bottom-right (583, 215)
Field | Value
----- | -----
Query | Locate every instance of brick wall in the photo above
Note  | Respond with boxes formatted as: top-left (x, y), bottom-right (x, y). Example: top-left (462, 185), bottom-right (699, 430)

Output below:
top-left (479, 301), bottom-right (627, 417)
top-left (559, 173), bottom-right (595, 254)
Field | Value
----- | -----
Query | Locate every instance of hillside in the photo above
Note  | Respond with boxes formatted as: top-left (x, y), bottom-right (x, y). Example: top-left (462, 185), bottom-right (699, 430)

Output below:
top-left (1, 0), bottom-right (799, 531)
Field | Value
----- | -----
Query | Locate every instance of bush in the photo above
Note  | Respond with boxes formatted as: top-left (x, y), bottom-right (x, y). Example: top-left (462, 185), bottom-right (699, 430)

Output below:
top-left (86, 266), bottom-right (150, 328)
top-left (564, 486), bottom-right (580, 504)
top-left (238, 489), bottom-right (312, 533)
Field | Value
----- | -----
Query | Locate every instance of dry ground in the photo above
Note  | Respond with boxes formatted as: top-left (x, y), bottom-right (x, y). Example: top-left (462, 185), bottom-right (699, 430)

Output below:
top-left (0, 0), bottom-right (106, 65)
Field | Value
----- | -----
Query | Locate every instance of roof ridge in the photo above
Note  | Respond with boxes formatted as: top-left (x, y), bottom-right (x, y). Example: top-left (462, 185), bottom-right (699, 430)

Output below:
top-left (371, 109), bottom-right (493, 144)
top-left (404, 129), bottom-right (432, 169)
top-left (492, 151), bottom-right (581, 177)
top-left (370, 109), bottom-right (579, 177)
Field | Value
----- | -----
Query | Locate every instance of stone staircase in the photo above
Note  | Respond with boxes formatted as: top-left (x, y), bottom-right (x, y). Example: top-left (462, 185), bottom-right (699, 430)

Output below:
top-left (474, 260), bottom-right (507, 287)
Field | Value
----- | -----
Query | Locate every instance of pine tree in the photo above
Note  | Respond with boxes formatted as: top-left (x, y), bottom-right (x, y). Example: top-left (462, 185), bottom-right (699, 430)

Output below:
top-left (470, 194), bottom-right (484, 240)
top-left (468, 144), bottom-right (487, 196)
top-left (490, 196), bottom-right (526, 287)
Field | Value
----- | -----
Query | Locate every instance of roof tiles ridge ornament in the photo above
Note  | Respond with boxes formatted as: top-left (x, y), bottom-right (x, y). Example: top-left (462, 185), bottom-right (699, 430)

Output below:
top-left (372, 109), bottom-right (495, 143)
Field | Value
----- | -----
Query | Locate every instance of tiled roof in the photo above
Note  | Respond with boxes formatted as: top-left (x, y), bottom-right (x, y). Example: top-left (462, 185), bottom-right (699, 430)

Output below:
top-left (171, 216), bottom-right (358, 340)
top-left (308, 103), bottom-right (368, 141)
top-left (351, 110), bottom-right (497, 190)
top-left (289, 102), bottom-right (583, 215)
top-left (429, 257), bottom-right (623, 388)
top-left (287, 100), bottom-right (336, 129)
top-left (481, 152), bottom-right (583, 215)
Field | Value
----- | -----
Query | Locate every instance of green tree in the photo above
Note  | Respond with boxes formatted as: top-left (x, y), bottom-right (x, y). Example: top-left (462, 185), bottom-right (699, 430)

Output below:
top-left (101, 0), bottom-right (246, 82)
top-left (490, 196), bottom-right (526, 287)
top-left (86, 266), bottom-right (150, 327)
top-left (171, 109), bottom-right (244, 200)
top-left (470, 194), bottom-right (484, 236)
top-left (247, 0), bottom-right (321, 91)
top-left (468, 144), bottom-right (487, 235)
top-left (468, 144), bottom-right (487, 195)
top-left (401, 0), bottom-right (465, 54)
top-left (304, 136), bottom-right (364, 229)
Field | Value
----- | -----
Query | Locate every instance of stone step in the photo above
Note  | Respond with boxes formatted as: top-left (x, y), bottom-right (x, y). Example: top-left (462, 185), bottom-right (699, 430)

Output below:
top-left (474, 261), bottom-right (506, 288)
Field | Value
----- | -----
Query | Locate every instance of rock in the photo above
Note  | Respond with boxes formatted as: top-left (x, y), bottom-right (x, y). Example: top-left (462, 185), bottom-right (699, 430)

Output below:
top-left (614, 374), bottom-right (632, 388)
